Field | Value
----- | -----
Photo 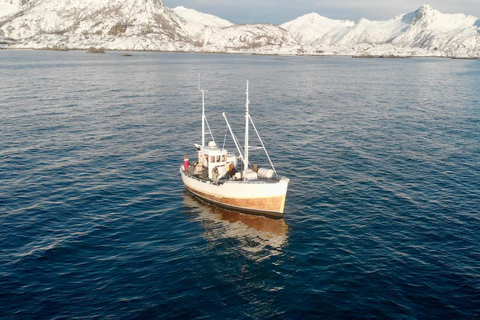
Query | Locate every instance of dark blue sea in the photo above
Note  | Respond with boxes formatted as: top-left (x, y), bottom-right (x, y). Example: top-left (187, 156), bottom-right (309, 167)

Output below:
top-left (1, 50), bottom-right (479, 319)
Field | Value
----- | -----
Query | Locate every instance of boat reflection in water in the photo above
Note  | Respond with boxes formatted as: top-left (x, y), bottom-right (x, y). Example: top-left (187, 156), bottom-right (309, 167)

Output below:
top-left (182, 191), bottom-right (289, 259)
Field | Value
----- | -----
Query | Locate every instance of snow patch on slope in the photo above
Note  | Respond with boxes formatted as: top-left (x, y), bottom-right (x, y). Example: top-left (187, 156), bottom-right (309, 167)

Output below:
top-left (0, 2), bottom-right (18, 17)
top-left (200, 23), bottom-right (302, 54)
top-left (172, 6), bottom-right (233, 28)
top-left (316, 15), bottom-right (411, 46)
top-left (0, 0), bottom-right (39, 18)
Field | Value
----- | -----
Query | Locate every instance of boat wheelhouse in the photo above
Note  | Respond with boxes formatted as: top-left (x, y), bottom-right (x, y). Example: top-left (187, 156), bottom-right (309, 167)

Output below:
top-left (180, 81), bottom-right (289, 218)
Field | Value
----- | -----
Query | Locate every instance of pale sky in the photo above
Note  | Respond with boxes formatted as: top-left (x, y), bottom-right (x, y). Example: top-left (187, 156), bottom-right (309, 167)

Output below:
top-left (162, 1), bottom-right (480, 25)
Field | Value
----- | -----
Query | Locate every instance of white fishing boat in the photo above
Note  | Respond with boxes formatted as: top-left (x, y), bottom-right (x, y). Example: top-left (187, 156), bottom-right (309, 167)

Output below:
top-left (180, 81), bottom-right (289, 218)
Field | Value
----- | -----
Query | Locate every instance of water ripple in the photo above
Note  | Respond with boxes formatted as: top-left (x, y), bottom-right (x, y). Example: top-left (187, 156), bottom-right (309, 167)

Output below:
top-left (1, 51), bottom-right (479, 319)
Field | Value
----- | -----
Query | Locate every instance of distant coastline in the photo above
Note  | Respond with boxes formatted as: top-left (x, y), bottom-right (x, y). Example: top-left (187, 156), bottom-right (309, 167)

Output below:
top-left (1, 47), bottom-right (478, 60)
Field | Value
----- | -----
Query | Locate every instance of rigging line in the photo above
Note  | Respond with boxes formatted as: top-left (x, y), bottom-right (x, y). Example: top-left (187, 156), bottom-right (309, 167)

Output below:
top-left (248, 114), bottom-right (276, 174)
top-left (232, 130), bottom-right (244, 158)
top-left (204, 117), bottom-right (215, 142)
top-left (224, 122), bottom-right (244, 156)
top-left (222, 112), bottom-right (245, 163)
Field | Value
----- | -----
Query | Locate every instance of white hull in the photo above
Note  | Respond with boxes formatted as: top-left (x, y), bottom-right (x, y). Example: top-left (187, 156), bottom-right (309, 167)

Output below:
top-left (180, 167), bottom-right (288, 218)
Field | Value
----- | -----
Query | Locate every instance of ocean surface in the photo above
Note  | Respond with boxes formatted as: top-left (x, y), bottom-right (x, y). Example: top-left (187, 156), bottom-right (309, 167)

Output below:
top-left (1, 50), bottom-right (479, 319)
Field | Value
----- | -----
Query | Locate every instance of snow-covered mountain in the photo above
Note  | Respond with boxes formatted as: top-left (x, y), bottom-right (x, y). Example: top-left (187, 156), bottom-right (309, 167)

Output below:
top-left (390, 5), bottom-right (480, 57)
top-left (283, 5), bottom-right (480, 57)
top-left (0, 0), bottom-right (191, 51)
top-left (0, 1), bottom-right (479, 57)
top-left (280, 13), bottom-right (354, 45)
top-left (0, 0), bottom-right (301, 53)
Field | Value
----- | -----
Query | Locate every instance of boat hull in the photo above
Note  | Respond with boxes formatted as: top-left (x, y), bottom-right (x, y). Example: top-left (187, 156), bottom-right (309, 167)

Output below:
top-left (180, 168), bottom-right (288, 218)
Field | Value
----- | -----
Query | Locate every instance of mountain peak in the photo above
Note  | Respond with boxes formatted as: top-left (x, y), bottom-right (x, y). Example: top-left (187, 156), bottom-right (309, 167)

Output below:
top-left (280, 12), bottom-right (354, 44)
top-left (415, 4), bottom-right (436, 17)
top-left (410, 4), bottom-right (440, 25)
top-left (419, 4), bottom-right (434, 12)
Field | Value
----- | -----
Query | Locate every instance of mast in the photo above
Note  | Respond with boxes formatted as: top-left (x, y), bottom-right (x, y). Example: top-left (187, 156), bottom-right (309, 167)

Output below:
top-left (198, 88), bottom-right (215, 148)
top-left (244, 81), bottom-right (249, 179)
top-left (201, 89), bottom-right (205, 147)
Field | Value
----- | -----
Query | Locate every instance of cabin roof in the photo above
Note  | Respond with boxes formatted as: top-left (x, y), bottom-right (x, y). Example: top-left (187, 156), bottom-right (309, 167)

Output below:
top-left (200, 146), bottom-right (228, 154)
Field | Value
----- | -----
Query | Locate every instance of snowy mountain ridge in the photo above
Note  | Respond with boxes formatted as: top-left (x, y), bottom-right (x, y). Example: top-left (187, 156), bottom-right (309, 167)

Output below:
top-left (280, 13), bottom-right (355, 45)
top-left (0, 1), bottom-right (479, 57)
top-left (299, 5), bottom-right (480, 57)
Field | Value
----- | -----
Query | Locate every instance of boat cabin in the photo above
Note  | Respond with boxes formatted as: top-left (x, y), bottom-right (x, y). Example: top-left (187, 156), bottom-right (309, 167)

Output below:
top-left (198, 141), bottom-right (237, 180)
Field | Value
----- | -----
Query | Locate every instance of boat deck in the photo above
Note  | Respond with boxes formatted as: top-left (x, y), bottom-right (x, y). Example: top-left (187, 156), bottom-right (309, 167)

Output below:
top-left (181, 169), bottom-right (283, 185)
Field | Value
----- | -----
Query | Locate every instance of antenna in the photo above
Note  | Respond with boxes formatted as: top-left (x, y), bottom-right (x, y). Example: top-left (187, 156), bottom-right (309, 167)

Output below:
top-left (198, 75), bottom-right (213, 146)
top-left (244, 80), bottom-right (250, 180)
top-left (201, 89), bottom-right (205, 147)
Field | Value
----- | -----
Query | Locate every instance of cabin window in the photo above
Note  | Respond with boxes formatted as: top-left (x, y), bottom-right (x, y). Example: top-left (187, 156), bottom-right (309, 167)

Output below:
top-left (222, 155), bottom-right (226, 162)
top-left (210, 155), bottom-right (215, 163)
top-left (217, 155), bottom-right (221, 162)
